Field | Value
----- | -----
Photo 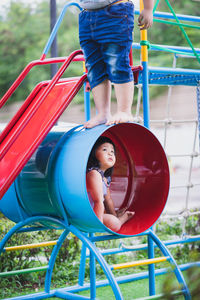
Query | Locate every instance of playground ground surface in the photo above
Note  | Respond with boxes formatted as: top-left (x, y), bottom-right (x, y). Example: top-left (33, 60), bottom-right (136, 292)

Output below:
top-left (3, 273), bottom-right (185, 300)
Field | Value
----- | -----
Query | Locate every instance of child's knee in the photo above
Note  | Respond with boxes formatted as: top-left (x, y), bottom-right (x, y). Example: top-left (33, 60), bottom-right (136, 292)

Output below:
top-left (110, 222), bottom-right (121, 232)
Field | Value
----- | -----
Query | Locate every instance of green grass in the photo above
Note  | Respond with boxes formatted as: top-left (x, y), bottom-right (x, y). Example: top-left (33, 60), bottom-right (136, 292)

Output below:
top-left (14, 274), bottom-right (184, 300)
top-left (76, 274), bottom-right (184, 300)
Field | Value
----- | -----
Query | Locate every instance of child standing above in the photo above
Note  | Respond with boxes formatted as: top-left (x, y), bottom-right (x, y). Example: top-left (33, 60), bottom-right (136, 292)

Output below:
top-left (79, 0), bottom-right (154, 128)
top-left (86, 136), bottom-right (134, 232)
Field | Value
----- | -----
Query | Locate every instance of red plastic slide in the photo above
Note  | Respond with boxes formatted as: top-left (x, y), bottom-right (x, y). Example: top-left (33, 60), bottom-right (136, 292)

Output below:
top-left (0, 50), bottom-right (87, 199)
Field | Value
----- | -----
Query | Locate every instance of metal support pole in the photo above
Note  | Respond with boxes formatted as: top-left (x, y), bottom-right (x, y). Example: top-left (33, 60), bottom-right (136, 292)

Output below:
top-left (149, 230), bottom-right (191, 300)
top-left (50, 0), bottom-right (58, 77)
top-left (140, 0), bottom-right (154, 295)
top-left (89, 233), bottom-right (96, 299)
top-left (70, 225), bottom-right (123, 300)
top-left (78, 243), bottom-right (87, 286)
top-left (197, 82), bottom-right (200, 149)
top-left (84, 83), bottom-right (91, 122)
top-left (147, 234), bottom-right (156, 296)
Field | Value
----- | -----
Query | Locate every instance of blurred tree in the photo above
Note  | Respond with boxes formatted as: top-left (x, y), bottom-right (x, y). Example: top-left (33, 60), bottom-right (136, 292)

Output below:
top-left (0, 0), bottom-right (81, 103)
top-left (0, 1), bottom-right (50, 102)
top-left (0, 0), bottom-right (199, 104)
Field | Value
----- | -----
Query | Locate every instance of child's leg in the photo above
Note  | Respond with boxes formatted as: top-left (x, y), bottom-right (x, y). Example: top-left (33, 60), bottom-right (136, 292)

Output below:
top-left (106, 81), bottom-right (134, 125)
top-left (84, 79), bottom-right (112, 128)
top-left (103, 211), bottom-right (135, 232)
top-left (103, 214), bottom-right (122, 232)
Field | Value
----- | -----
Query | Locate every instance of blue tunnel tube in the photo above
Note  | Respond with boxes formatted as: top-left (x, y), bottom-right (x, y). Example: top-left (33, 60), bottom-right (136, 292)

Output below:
top-left (0, 123), bottom-right (170, 236)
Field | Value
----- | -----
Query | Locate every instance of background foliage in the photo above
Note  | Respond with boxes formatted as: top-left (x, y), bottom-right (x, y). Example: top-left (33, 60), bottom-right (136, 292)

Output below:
top-left (0, 0), bottom-right (199, 104)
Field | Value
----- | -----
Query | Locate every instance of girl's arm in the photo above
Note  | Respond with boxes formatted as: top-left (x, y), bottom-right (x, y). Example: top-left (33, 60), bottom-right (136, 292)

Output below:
top-left (86, 170), bottom-right (105, 222)
top-left (104, 189), bottom-right (117, 217)
top-left (138, 0), bottom-right (154, 30)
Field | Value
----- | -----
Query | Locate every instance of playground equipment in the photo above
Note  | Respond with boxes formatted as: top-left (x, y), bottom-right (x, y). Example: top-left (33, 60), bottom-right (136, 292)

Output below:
top-left (0, 122), bottom-right (169, 235)
top-left (0, 0), bottom-right (200, 299)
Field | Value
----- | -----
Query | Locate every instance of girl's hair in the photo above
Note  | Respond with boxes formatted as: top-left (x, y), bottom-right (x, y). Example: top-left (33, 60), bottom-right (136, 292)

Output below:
top-left (87, 136), bottom-right (116, 177)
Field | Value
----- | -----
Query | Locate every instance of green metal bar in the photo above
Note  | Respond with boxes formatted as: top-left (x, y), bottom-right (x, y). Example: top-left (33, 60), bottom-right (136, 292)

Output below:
top-left (147, 43), bottom-right (197, 57)
top-left (164, 0), bottom-right (200, 64)
top-left (0, 266), bottom-right (48, 277)
top-left (153, 18), bottom-right (200, 30)
top-left (153, 0), bottom-right (160, 13)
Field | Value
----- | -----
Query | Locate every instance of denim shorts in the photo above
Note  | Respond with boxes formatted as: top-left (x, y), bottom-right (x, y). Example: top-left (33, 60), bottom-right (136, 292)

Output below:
top-left (79, 2), bottom-right (134, 89)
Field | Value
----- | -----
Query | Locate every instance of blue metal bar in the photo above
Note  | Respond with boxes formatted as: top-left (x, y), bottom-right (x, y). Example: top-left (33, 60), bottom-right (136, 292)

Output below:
top-left (148, 66), bottom-right (200, 75)
top-left (55, 290), bottom-right (90, 299)
top-left (0, 291), bottom-right (56, 300)
top-left (89, 233), bottom-right (96, 300)
top-left (90, 231), bottom-right (150, 242)
top-left (78, 243), bottom-right (87, 286)
top-left (44, 229), bottom-right (70, 293)
top-left (148, 234), bottom-right (156, 296)
top-left (142, 61), bottom-right (150, 128)
top-left (149, 230), bottom-right (191, 300)
top-left (147, 74), bottom-right (200, 86)
top-left (197, 83), bottom-right (200, 150)
top-left (82, 235), bottom-right (200, 259)
top-left (69, 225), bottom-right (123, 300)
top-left (84, 84), bottom-right (91, 122)
top-left (141, 48), bottom-right (154, 296)
top-left (135, 9), bottom-right (200, 23)
top-left (42, 2), bottom-right (82, 57)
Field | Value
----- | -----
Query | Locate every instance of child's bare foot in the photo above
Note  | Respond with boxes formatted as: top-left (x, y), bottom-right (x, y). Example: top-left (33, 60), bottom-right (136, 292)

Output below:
top-left (84, 113), bottom-right (110, 129)
top-left (106, 112), bottom-right (134, 126)
top-left (116, 207), bottom-right (127, 218)
top-left (119, 211), bottom-right (135, 225)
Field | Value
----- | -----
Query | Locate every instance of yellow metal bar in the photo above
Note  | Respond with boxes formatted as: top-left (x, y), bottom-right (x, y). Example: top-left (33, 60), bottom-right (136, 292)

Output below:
top-left (5, 240), bottom-right (57, 252)
top-left (140, 0), bottom-right (148, 62)
top-left (83, 61), bottom-right (86, 73)
top-left (112, 256), bottom-right (168, 270)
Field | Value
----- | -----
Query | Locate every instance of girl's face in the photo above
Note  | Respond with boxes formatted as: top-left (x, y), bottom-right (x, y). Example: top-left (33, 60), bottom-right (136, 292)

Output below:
top-left (95, 142), bottom-right (116, 171)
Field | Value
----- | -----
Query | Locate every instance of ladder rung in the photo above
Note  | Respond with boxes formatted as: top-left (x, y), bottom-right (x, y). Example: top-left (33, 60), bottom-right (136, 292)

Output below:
top-left (4, 240), bottom-right (57, 252)
top-left (112, 256), bottom-right (169, 270)
top-left (0, 266), bottom-right (48, 277)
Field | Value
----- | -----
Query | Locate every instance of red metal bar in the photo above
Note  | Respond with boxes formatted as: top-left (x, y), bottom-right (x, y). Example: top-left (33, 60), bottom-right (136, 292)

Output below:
top-left (0, 54), bottom-right (84, 109)
top-left (129, 48), bottom-right (133, 68)
top-left (132, 65), bottom-right (143, 84)
top-left (0, 50), bottom-right (83, 157)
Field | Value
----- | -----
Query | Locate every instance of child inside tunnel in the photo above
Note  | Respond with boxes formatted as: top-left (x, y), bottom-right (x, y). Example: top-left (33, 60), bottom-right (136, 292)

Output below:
top-left (86, 136), bottom-right (135, 231)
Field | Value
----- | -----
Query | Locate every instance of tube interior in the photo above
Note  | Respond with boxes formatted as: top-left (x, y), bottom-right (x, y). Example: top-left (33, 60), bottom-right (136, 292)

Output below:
top-left (93, 123), bottom-right (169, 235)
